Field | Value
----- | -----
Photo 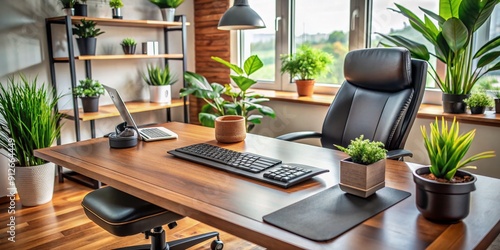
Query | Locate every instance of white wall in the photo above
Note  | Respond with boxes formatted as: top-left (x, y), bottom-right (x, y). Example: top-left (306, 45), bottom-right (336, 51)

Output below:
top-left (0, 0), bottom-right (195, 196)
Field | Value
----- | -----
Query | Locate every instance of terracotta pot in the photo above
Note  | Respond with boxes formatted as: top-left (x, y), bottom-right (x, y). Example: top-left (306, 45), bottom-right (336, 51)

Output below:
top-left (413, 167), bottom-right (476, 223)
top-left (15, 163), bottom-right (55, 206)
top-left (295, 79), bottom-right (315, 96)
top-left (215, 115), bottom-right (246, 143)
top-left (339, 158), bottom-right (385, 198)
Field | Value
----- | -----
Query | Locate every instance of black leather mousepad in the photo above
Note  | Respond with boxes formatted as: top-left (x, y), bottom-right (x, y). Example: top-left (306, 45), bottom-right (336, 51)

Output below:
top-left (262, 185), bottom-right (411, 241)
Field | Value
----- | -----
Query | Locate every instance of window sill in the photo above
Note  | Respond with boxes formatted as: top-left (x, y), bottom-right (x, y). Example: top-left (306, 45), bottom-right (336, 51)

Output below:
top-left (255, 89), bottom-right (500, 127)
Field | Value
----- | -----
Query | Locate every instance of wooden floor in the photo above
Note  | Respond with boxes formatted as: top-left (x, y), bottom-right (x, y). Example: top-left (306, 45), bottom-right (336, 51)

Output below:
top-left (0, 181), bottom-right (265, 250)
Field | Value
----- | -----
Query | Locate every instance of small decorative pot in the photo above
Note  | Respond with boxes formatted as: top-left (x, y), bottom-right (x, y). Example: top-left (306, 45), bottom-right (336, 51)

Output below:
top-left (76, 37), bottom-right (97, 56)
top-left (74, 3), bottom-right (87, 16)
top-left (470, 106), bottom-right (486, 114)
top-left (63, 7), bottom-right (74, 16)
top-left (413, 167), bottom-right (476, 223)
top-left (160, 8), bottom-right (176, 22)
top-left (442, 93), bottom-right (469, 114)
top-left (81, 96), bottom-right (100, 113)
top-left (122, 44), bottom-right (136, 55)
top-left (295, 79), bottom-right (315, 97)
top-left (149, 85), bottom-right (171, 104)
top-left (112, 8), bottom-right (122, 19)
top-left (15, 163), bottom-right (55, 206)
top-left (495, 99), bottom-right (500, 114)
top-left (339, 158), bottom-right (385, 198)
top-left (215, 115), bottom-right (246, 143)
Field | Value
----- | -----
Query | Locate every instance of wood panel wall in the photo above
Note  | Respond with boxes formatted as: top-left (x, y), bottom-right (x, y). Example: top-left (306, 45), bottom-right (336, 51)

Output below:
top-left (191, 0), bottom-right (231, 124)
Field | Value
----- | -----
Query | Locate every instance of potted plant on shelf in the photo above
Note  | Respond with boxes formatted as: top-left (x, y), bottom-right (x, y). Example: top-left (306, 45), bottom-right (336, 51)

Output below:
top-left (121, 38), bottom-right (137, 55)
top-left (149, 0), bottom-right (185, 22)
top-left (59, 0), bottom-right (76, 16)
top-left (72, 19), bottom-right (105, 56)
top-left (109, 0), bottom-right (124, 19)
top-left (416, 117), bottom-right (495, 223)
top-left (0, 74), bottom-right (62, 206)
top-left (74, 0), bottom-right (87, 16)
top-left (143, 64), bottom-right (177, 104)
top-left (74, 78), bottom-right (105, 112)
top-left (377, 0), bottom-right (500, 114)
top-left (335, 135), bottom-right (387, 198)
top-left (180, 55), bottom-right (276, 132)
top-left (464, 92), bottom-right (493, 114)
top-left (280, 44), bottom-right (333, 96)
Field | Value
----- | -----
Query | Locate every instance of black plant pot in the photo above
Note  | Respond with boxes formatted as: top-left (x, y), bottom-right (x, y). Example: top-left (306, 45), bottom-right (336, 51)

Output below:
top-left (122, 45), bottom-right (136, 55)
top-left (81, 96), bottom-right (99, 113)
top-left (413, 167), bottom-right (476, 223)
top-left (470, 106), bottom-right (486, 114)
top-left (495, 99), bottom-right (500, 114)
top-left (442, 93), bottom-right (469, 114)
top-left (76, 37), bottom-right (97, 56)
top-left (74, 3), bottom-right (87, 16)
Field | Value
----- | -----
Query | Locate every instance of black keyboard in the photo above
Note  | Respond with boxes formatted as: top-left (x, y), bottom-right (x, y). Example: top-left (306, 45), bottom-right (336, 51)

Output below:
top-left (168, 143), bottom-right (329, 188)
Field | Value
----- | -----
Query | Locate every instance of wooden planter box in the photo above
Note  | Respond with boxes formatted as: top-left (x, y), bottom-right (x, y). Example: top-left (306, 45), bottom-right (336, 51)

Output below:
top-left (339, 158), bottom-right (386, 198)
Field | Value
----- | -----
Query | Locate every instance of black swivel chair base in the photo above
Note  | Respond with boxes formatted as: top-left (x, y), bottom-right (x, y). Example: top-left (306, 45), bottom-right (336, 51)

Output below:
top-left (82, 186), bottom-right (223, 250)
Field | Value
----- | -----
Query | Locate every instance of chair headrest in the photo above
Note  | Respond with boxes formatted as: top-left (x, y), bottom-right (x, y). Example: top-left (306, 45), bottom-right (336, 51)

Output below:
top-left (344, 48), bottom-right (412, 92)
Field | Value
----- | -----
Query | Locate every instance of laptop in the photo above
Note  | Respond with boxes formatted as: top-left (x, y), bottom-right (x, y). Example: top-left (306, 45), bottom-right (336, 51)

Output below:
top-left (103, 85), bottom-right (178, 141)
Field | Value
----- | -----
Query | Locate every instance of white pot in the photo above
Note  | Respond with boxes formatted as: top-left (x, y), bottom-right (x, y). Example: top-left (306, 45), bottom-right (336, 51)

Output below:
top-left (15, 163), bottom-right (55, 206)
top-left (160, 8), bottom-right (176, 22)
top-left (149, 85), bottom-right (172, 104)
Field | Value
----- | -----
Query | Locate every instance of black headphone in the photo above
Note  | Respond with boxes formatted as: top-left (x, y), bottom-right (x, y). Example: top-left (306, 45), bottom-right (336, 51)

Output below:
top-left (108, 122), bottom-right (139, 148)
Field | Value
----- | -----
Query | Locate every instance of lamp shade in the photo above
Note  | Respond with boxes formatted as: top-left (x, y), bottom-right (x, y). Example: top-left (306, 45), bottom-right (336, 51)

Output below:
top-left (218, 0), bottom-right (266, 30)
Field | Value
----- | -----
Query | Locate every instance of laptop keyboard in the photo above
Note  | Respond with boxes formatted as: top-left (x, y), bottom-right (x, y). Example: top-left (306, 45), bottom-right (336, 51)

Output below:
top-left (168, 143), bottom-right (329, 188)
top-left (140, 128), bottom-right (171, 139)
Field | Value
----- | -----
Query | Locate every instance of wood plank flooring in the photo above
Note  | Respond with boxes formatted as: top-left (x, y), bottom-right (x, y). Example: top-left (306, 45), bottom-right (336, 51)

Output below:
top-left (0, 181), bottom-right (265, 250)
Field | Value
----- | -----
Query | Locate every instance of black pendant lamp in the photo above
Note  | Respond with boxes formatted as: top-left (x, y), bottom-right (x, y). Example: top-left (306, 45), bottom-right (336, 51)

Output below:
top-left (218, 0), bottom-right (266, 30)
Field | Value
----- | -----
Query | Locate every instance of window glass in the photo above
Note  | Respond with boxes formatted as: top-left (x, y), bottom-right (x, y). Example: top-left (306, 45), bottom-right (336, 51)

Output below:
top-left (485, 6), bottom-right (500, 89)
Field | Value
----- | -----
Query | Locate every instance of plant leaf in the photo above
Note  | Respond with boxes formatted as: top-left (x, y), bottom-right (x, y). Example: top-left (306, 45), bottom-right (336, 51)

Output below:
top-left (375, 33), bottom-right (430, 60)
top-left (230, 75), bottom-right (256, 91)
top-left (440, 0), bottom-right (461, 20)
top-left (459, 0), bottom-right (498, 32)
top-left (442, 17), bottom-right (469, 53)
top-left (211, 56), bottom-right (244, 75)
top-left (477, 51), bottom-right (500, 68)
top-left (243, 55), bottom-right (264, 76)
top-left (474, 35), bottom-right (500, 58)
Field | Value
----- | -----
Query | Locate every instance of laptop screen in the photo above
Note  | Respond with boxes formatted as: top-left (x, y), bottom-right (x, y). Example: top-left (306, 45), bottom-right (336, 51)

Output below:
top-left (103, 85), bottom-right (140, 131)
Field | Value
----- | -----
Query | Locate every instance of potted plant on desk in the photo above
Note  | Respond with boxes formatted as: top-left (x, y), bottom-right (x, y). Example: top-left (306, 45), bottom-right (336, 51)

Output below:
top-left (464, 92), bottom-right (493, 114)
top-left (0, 74), bottom-right (62, 206)
top-left (415, 117), bottom-right (495, 223)
top-left (74, 78), bottom-right (105, 113)
top-left (143, 64), bottom-right (177, 104)
top-left (72, 19), bottom-right (105, 56)
top-left (335, 135), bottom-right (387, 198)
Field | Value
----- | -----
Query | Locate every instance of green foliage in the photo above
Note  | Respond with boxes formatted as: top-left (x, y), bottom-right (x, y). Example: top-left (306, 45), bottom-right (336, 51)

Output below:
top-left (109, 0), bottom-right (123, 8)
top-left (280, 44), bottom-right (333, 80)
top-left (0, 74), bottom-right (62, 167)
top-left (464, 91), bottom-right (494, 108)
top-left (149, 0), bottom-right (185, 8)
top-left (72, 19), bottom-right (105, 38)
top-left (143, 65), bottom-right (177, 86)
top-left (180, 55), bottom-right (276, 132)
top-left (421, 117), bottom-right (495, 180)
top-left (121, 37), bottom-right (137, 46)
top-left (377, 0), bottom-right (500, 95)
top-left (335, 135), bottom-right (387, 165)
top-left (59, 0), bottom-right (76, 8)
top-left (74, 78), bottom-right (105, 97)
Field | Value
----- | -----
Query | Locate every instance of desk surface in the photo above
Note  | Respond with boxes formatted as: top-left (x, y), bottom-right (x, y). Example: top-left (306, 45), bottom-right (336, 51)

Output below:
top-left (35, 122), bottom-right (500, 249)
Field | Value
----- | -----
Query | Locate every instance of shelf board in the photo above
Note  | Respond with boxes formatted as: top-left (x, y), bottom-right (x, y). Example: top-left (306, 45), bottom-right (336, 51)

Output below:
top-left (59, 99), bottom-right (187, 121)
top-left (53, 54), bottom-right (183, 61)
top-left (47, 16), bottom-right (190, 28)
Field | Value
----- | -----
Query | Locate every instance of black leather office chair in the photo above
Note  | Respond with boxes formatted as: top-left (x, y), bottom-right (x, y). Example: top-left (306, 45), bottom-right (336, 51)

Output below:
top-left (277, 47), bottom-right (427, 160)
top-left (82, 186), bottom-right (223, 250)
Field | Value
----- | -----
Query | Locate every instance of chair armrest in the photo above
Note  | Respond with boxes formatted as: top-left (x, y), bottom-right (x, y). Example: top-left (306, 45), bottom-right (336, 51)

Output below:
top-left (386, 149), bottom-right (413, 160)
top-left (276, 131), bottom-right (322, 141)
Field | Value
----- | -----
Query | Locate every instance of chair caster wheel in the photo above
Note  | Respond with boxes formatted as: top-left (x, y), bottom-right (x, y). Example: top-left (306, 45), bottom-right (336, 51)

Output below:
top-left (210, 239), bottom-right (223, 250)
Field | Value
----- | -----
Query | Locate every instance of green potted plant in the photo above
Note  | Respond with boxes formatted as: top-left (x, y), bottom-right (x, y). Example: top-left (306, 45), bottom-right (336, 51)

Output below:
top-left (0, 74), bottom-right (62, 206)
top-left (121, 38), bottom-right (137, 55)
top-left (109, 0), bottom-right (124, 19)
top-left (335, 135), bottom-right (387, 198)
top-left (72, 19), bottom-right (105, 55)
top-left (180, 55), bottom-right (276, 132)
top-left (464, 92), bottom-right (493, 114)
top-left (280, 44), bottom-right (333, 96)
top-left (74, 78), bottom-right (105, 112)
top-left (143, 64), bottom-right (177, 103)
top-left (59, 0), bottom-right (76, 15)
top-left (416, 117), bottom-right (495, 222)
top-left (74, 0), bottom-right (87, 16)
top-left (377, 0), bottom-right (500, 114)
top-left (149, 0), bottom-right (185, 22)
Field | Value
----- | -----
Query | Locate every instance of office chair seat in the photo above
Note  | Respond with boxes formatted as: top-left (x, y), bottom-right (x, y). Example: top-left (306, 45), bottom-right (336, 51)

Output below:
top-left (82, 186), bottom-right (223, 250)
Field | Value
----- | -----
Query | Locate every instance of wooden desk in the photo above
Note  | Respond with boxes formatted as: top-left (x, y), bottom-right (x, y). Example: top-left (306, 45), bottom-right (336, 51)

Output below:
top-left (35, 122), bottom-right (500, 249)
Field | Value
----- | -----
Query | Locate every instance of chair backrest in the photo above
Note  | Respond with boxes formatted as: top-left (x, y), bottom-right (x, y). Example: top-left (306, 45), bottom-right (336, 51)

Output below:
top-left (320, 47), bottom-right (427, 151)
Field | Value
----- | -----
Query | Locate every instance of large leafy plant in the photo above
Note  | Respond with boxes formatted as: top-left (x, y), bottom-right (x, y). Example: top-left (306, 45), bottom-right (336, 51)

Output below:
top-left (0, 75), bottom-right (62, 167)
top-left (335, 135), bottom-right (387, 165)
top-left (421, 117), bottom-right (495, 180)
top-left (180, 55), bottom-right (276, 132)
top-left (280, 44), bottom-right (333, 80)
top-left (378, 0), bottom-right (500, 95)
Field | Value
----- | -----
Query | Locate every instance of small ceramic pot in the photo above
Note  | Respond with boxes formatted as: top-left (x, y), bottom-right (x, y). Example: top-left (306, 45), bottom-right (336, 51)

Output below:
top-left (215, 115), bottom-right (246, 143)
